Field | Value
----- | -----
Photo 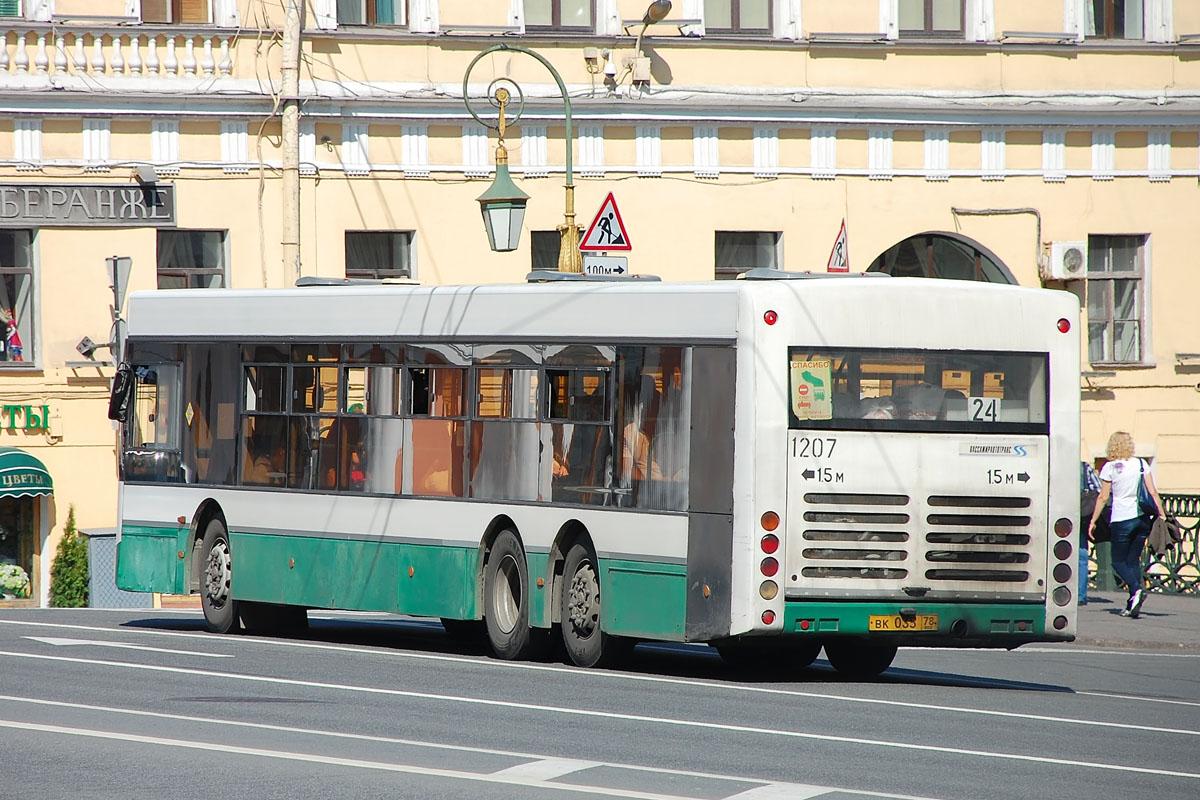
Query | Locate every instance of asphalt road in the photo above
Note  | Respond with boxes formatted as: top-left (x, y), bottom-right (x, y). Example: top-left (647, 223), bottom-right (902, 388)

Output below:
top-left (0, 609), bottom-right (1196, 800)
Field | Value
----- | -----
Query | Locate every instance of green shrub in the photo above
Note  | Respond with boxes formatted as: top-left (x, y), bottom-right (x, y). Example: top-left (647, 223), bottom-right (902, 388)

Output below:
top-left (49, 506), bottom-right (89, 608)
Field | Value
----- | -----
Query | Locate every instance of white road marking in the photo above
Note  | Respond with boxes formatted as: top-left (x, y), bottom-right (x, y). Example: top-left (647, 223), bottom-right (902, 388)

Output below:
top-left (491, 757), bottom-right (601, 781)
top-left (24, 636), bottom-right (233, 658)
top-left (0, 694), bottom-right (941, 800)
top-left (1010, 647), bottom-right (1200, 658)
top-left (727, 783), bottom-right (831, 799)
top-left (2, 618), bottom-right (1198, 729)
top-left (0, 650), bottom-right (1197, 781)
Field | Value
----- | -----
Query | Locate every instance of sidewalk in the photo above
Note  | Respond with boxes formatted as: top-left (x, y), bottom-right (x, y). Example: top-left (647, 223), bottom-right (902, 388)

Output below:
top-left (1072, 590), bottom-right (1200, 650)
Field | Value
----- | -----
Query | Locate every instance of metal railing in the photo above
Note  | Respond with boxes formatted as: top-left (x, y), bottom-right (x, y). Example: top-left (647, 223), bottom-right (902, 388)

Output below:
top-left (1091, 493), bottom-right (1199, 595)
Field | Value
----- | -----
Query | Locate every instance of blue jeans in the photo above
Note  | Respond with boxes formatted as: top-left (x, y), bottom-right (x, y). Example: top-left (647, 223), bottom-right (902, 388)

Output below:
top-left (1077, 533), bottom-right (1089, 602)
top-left (1109, 517), bottom-right (1149, 597)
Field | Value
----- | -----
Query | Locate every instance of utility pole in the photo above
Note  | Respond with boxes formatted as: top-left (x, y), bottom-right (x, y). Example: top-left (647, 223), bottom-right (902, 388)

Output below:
top-left (281, 0), bottom-right (302, 283)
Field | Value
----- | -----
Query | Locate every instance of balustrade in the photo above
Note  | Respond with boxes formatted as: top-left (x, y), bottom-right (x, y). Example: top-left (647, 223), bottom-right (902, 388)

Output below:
top-left (0, 25), bottom-right (234, 79)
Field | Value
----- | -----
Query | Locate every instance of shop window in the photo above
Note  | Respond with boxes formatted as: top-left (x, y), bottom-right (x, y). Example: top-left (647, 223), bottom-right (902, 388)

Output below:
top-left (898, 0), bottom-right (964, 37)
top-left (1085, 0), bottom-right (1143, 40)
top-left (1086, 235), bottom-right (1147, 365)
top-left (346, 231), bottom-right (413, 280)
top-left (531, 230), bottom-right (560, 270)
top-left (337, 0), bottom-right (404, 25)
top-left (0, 230), bottom-right (33, 366)
top-left (704, 0), bottom-right (772, 33)
top-left (526, 0), bottom-right (594, 30)
top-left (142, 0), bottom-right (211, 23)
top-left (157, 230), bottom-right (226, 289)
top-left (715, 231), bottom-right (780, 279)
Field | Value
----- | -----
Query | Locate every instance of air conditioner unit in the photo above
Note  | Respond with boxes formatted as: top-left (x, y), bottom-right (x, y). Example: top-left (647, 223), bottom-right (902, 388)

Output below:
top-left (1045, 241), bottom-right (1088, 281)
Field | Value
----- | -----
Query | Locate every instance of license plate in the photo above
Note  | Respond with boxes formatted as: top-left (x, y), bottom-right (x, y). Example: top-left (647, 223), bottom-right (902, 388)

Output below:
top-left (869, 614), bottom-right (938, 632)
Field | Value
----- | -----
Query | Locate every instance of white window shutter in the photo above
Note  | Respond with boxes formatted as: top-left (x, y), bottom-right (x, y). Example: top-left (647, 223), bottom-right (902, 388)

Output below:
top-left (869, 128), bottom-right (893, 180)
top-left (773, 0), bottom-right (802, 40)
top-left (1147, 130), bottom-right (1170, 181)
top-left (1091, 130), bottom-right (1115, 180)
top-left (694, 125), bottom-right (719, 178)
top-left (312, 0), bottom-right (337, 30)
top-left (403, 124), bottom-right (430, 177)
top-left (811, 126), bottom-right (836, 179)
top-left (522, 123), bottom-right (548, 177)
top-left (924, 128), bottom-right (949, 181)
top-left (14, 118), bottom-right (42, 169)
top-left (409, 0), bottom-right (439, 33)
top-left (880, 0), bottom-right (898, 40)
top-left (578, 124), bottom-right (605, 177)
top-left (981, 128), bottom-right (1005, 180)
top-left (221, 120), bottom-right (249, 173)
top-left (300, 119), bottom-right (316, 176)
top-left (152, 119), bottom-right (180, 175)
top-left (83, 118), bottom-right (112, 171)
top-left (753, 126), bottom-right (779, 178)
top-left (1042, 129), bottom-right (1066, 182)
top-left (463, 124), bottom-right (489, 177)
top-left (343, 122), bottom-right (371, 176)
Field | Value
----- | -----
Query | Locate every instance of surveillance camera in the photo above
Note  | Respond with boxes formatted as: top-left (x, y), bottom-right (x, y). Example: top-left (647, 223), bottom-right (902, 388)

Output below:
top-left (77, 336), bottom-right (97, 358)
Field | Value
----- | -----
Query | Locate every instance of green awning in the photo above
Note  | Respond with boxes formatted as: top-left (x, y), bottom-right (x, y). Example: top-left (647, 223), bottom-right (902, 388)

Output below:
top-left (0, 447), bottom-right (53, 498)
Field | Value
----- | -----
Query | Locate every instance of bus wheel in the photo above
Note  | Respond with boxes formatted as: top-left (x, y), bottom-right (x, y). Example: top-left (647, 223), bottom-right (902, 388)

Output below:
top-left (199, 519), bottom-right (240, 635)
top-left (241, 602), bottom-right (308, 636)
top-left (823, 642), bottom-right (897, 679)
top-left (484, 530), bottom-right (533, 660)
top-left (560, 542), bottom-right (615, 668)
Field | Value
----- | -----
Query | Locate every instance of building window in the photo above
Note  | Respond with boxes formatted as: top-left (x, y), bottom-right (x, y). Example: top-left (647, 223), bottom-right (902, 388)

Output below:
top-left (157, 230), bottom-right (226, 289)
top-left (715, 231), bottom-right (780, 279)
top-left (868, 233), bottom-right (1016, 284)
top-left (142, 0), bottom-right (211, 23)
top-left (705, 0), bottom-right (772, 33)
top-left (0, 1), bottom-right (19, 18)
top-left (526, 0), bottom-right (594, 30)
top-left (346, 231), bottom-right (414, 280)
top-left (337, 0), bottom-right (403, 25)
top-left (1086, 235), bottom-right (1147, 364)
top-left (1085, 0), bottom-right (1143, 40)
top-left (898, 0), bottom-right (964, 37)
top-left (0, 230), bottom-right (33, 364)
top-left (531, 231), bottom-right (560, 271)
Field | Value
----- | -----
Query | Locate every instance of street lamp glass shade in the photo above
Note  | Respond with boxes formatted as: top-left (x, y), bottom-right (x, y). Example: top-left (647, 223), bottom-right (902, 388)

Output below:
top-left (476, 162), bottom-right (530, 252)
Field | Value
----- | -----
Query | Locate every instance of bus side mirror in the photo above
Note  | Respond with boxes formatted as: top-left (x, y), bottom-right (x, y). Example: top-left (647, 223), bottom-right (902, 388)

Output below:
top-left (108, 363), bottom-right (133, 422)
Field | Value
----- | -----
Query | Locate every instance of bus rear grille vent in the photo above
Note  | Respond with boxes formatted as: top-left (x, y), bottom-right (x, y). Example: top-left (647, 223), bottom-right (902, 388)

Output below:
top-left (804, 493), bottom-right (909, 506)
top-left (925, 569), bottom-right (1030, 582)
top-left (926, 513), bottom-right (1031, 527)
top-left (804, 529), bottom-right (909, 543)
top-left (927, 495), bottom-right (1031, 508)
top-left (802, 567), bottom-right (908, 580)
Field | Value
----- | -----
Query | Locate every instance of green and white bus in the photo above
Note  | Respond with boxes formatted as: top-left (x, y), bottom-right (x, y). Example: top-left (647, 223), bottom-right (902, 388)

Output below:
top-left (111, 270), bottom-right (1080, 676)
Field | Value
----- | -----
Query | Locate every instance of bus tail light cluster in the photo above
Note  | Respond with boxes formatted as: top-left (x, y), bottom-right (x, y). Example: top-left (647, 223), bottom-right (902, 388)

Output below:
top-left (1051, 516), bottom-right (1074, 607)
top-left (759, 511), bottom-right (781, 622)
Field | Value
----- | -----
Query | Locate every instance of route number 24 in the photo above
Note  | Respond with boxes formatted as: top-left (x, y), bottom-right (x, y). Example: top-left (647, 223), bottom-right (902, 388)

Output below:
top-left (969, 397), bottom-right (1000, 423)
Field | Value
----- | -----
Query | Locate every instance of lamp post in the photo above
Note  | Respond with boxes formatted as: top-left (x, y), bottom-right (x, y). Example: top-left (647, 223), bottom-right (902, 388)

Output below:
top-left (463, 44), bottom-right (582, 273)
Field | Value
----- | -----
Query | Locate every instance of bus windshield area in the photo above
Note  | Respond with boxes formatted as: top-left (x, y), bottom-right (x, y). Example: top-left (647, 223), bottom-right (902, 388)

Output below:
top-left (787, 347), bottom-right (1049, 434)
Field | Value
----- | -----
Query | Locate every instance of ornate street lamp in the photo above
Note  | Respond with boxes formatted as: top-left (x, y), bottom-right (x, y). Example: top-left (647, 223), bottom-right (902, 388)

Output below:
top-left (463, 44), bottom-right (582, 272)
top-left (474, 88), bottom-right (528, 252)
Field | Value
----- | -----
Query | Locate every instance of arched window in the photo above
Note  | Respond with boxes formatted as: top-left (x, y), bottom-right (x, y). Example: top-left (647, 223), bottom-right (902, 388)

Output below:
top-left (867, 232), bottom-right (1017, 285)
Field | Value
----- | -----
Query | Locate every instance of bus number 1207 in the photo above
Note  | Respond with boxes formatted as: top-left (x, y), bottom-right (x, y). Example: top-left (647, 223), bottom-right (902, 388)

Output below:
top-left (793, 437), bottom-right (838, 458)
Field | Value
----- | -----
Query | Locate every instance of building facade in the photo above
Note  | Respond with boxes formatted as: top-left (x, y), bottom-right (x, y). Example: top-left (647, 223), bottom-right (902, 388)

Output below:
top-left (1, 0), bottom-right (1197, 605)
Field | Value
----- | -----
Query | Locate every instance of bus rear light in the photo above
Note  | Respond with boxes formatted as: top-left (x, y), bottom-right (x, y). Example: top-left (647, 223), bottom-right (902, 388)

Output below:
top-left (764, 310), bottom-right (778, 325)
top-left (762, 609), bottom-right (776, 625)
top-left (760, 511), bottom-right (780, 532)
top-left (760, 533), bottom-right (779, 554)
top-left (1052, 563), bottom-right (1072, 583)
top-left (1057, 318), bottom-right (1071, 333)
top-left (1053, 615), bottom-right (1069, 630)
top-left (1053, 540), bottom-right (1073, 560)
top-left (759, 580), bottom-right (778, 600)
top-left (760, 557), bottom-right (779, 577)
top-left (1052, 586), bottom-right (1072, 606)
top-left (1054, 518), bottom-right (1073, 537)
top-left (798, 619), bottom-right (811, 631)
top-left (1016, 620), bottom-right (1029, 631)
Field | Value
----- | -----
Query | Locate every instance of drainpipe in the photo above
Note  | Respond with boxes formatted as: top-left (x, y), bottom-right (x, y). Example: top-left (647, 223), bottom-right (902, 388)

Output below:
top-left (281, 0), bottom-right (302, 282)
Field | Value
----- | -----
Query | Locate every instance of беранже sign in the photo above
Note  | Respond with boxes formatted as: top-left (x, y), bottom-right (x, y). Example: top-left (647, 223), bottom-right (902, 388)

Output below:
top-left (0, 184), bottom-right (176, 227)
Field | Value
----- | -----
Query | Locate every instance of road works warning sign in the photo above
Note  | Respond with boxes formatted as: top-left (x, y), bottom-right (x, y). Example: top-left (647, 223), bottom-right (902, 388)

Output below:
top-left (579, 193), bottom-right (632, 252)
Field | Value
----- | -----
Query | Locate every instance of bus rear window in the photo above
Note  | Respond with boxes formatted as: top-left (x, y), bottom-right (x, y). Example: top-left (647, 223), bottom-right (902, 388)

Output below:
top-left (788, 348), bottom-right (1048, 434)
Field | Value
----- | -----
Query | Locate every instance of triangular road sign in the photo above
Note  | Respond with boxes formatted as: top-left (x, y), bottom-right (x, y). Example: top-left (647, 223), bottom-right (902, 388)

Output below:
top-left (579, 193), bottom-right (632, 252)
top-left (826, 219), bottom-right (849, 272)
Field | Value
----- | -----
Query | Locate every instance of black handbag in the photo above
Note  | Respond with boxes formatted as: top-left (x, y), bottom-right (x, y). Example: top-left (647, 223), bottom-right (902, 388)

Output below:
top-left (1137, 460), bottom-right (1158, 520)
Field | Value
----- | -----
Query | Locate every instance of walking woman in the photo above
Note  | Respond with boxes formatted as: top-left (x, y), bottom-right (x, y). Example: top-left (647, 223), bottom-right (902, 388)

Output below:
top-left (1088, 431), bottom-right (1166, 618)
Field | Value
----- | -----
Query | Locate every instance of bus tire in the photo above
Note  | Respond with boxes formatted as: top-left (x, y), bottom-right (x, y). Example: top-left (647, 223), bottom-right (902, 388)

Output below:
top-left (199, 518), bottom-right (240, 635)
top-left (823, 641), bottom-right (897, 679)
top-left (560, 542), bottom-right (618, 668)
top-left (241, 602), bottom-right (308, 636)
top-left (484, 530), bottom-right (533, 660)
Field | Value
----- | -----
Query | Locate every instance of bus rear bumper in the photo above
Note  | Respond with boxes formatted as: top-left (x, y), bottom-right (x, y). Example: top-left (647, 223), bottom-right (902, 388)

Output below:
top-left (780, 600), bottom-right (1066, 647)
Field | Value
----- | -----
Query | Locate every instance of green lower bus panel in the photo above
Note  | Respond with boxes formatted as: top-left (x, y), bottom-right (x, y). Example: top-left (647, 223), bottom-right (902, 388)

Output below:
top-left (229, 532), bottom-right (477, 617)
top-left (602, 560), bottom-right (687, 640)
top-left (115, 527), bottom-right (186, 594)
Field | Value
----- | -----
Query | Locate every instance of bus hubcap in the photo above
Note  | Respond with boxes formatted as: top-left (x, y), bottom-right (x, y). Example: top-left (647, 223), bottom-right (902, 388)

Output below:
top-left (205, 540), bottom-right (231, 607)
top-left (567, 562), bottom-right (599, 639)
top-left (493, 555), bottom-right (521, 634)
